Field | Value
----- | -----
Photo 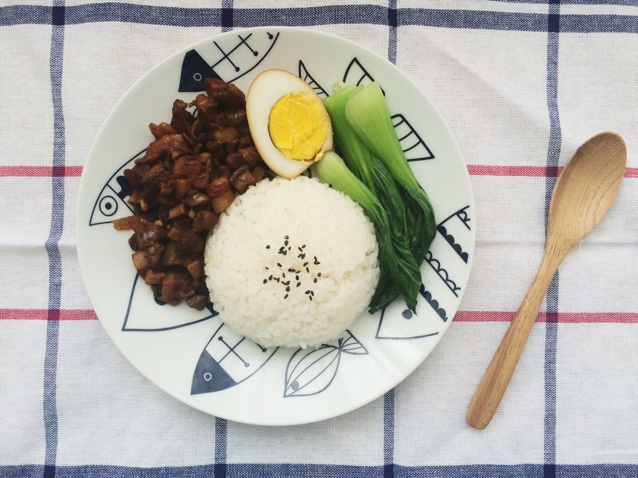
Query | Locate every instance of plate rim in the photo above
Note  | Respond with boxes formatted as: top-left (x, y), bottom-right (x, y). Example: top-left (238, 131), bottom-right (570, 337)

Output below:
top-left (76, 25), bottom-right (476, 426)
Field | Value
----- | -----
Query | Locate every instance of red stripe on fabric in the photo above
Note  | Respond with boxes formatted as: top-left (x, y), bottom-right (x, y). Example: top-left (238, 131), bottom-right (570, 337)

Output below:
top-left (1, 308), bottom-right (636, 323)
top-left (0, 309), bottom-right (98, 321)
top-left (468, 165), bottom-right (638, 178)
top-left (454, 311), bottom-right (638, 324)
top-left (0, 165), bottom-right (83, 177)
top-left (467, 165), bottom-right (563, 177)
top-left (1, 165), bottom-right (637, 179)
top-left (625, 167), bottom-right (638, 178)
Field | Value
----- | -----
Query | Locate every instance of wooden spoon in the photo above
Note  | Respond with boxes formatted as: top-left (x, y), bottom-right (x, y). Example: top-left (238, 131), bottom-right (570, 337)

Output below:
top-left (466, 131), bottom-right (627, 430)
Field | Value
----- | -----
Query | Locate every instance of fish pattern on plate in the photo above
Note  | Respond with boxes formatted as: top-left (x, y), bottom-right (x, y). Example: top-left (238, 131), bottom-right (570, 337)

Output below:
top-left (191, 322), bottom-right (278, 394)
top-left (283, 330), bottom-right (368, 398)
top-left (179, 31), bottom-right (280, 92)
top-left (86, 30), bottom-right (472, 400)
top-left (376, 204), bottom-right (473, 339)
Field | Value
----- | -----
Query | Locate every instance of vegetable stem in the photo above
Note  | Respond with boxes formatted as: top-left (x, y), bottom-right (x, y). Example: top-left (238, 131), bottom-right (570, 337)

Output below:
top-left (345, 81), bottom-right (436, 262)
top-left (314, 152), bottom-right (421, 312)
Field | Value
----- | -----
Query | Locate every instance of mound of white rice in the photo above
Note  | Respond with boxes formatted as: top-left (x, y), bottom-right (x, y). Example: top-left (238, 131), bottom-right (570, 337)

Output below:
top-left (204, 175), bottom-right (379, 349)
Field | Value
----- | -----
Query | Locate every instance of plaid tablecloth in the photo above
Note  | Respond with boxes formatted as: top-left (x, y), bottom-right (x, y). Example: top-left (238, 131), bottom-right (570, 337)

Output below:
top-left (1, 1), bottom-right (637, 477)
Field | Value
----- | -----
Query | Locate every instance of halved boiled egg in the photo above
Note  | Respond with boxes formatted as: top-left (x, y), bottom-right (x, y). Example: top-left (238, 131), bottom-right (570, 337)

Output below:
top-left (246, 69), bottom-right (333, 179)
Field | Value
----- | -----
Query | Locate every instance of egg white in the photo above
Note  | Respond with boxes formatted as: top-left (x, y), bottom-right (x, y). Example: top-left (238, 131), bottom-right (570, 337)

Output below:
top-left (246, 69), bottom-right (333, 179)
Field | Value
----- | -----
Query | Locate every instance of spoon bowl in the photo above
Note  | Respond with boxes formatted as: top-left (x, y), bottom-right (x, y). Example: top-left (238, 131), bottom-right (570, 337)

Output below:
top-left (548, 133), bottom-right (628, 246)
top-left (466, 131), bottom-right (627, 430)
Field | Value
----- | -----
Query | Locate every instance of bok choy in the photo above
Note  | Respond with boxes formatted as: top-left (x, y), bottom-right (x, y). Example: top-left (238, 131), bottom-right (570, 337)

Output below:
top-left (323, 85), bottom-right (421, 312)
top-left (344, 81), bottom-right (437, 263)
top-left (314, 152), bottom-right (421, 312)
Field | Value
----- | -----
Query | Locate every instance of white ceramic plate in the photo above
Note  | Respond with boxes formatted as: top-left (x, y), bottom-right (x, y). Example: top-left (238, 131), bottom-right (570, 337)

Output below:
top-left (77, 27), bottom-right (475, 426)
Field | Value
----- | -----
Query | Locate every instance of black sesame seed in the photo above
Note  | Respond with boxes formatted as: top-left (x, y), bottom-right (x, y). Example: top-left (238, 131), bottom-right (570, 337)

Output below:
top-left (305, 267), bottom-right (310, 273)
top-left (313, 278), bottom-right (317, 283)
top-left (276, 262), bottom-right (282, 267)
top-left (268, 275), bottom-right (273, 280)
top-left (295, 275), bottom-right (299, 281)
top-left (317, 272), bottom-right (322, 277)
top-left (266, 245), bottom-right (271, 249)
top-left (284, 294), bottom-right (289, 299)
top-left (286, 286), bottom-right (290, 292)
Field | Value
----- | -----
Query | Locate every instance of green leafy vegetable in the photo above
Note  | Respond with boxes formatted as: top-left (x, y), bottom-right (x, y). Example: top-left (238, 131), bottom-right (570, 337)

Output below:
top-left (323, 85), bottom-right (377, 191)
top-left (314, 151), bottom-right (421, 312)
top-left (316, 81), bottom-right (437, 313)
top-left (344, 81), bottom-right (437, 262)
top-left (324, 85), bottom-right (419, 312)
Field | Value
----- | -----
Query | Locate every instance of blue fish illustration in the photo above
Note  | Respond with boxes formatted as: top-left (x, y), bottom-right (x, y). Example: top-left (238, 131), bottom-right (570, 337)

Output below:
top-left (284, 331), bottom-right (367, 398)
top-left (376, 204), bottom-right (472, 339)
top-left (191, 324), bottom-right (278, 394)
top-left (339, 58), bottom-right (434, 162)
top-left (298, 60), bottom-right (328, 98)
top-left (88, 150), bottom-right (141, 226)
top-left (375, 290), bottom-right (441, 340)
top-left (179, 49), bottom-right (221, 92)
top-left (392, 114), bottom-right (434, 162)
top-left (425, 251), bottom-right (462, 297)
top-left (436, 205), bottom-right (472, 263)
top-left (179, 31), bottom-right (280, 92)
top-left (122, 274), bottom-right (218, 332)
top-left (419, 284), bottom-right (449, 322)
top-left (342, 57), bottom-right (375, 87)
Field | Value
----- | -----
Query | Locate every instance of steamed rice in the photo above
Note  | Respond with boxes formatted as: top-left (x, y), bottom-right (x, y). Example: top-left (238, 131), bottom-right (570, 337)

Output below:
top-left (204, 175), bottom-right (379, 349)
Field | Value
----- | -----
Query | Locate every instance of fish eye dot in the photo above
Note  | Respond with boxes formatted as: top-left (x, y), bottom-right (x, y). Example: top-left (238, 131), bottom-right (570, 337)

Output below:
top-left (402, 310), bottom-right (413, 319)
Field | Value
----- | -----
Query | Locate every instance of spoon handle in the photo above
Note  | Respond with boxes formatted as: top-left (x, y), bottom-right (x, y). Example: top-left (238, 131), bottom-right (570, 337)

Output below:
top-left (466, 241), bottom-right (566, 429)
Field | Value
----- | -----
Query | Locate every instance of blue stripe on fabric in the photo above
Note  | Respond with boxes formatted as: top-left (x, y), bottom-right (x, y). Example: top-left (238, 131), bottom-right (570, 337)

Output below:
top-left (0, 5), bottom-right (50, 25)
top-left (43, 1), bottom-right (66, 475)
top-left (494, 0), bottom-right (638, 4)
top-left (2, 5), bottom-right (638, 33)
top-left (52, 5), bottom-right (64, 26)
top-left (214, 417), bottom-right (227, 478)
top-left (383, 389), bottom-right (395, 478)
top-left (384, 6), bottom-right (397, 471)
top-left (221, 0), bottom-right (233, 32)
top-left (2, 464), bottom-right (637, 477)
top-left (383, 10), bottom-right (398, 470)
top-left (388, 0), bottom-right (397, 65)
top-left (543, 1), bottom-right (561, 477)
top-left (383, 9), bottom-right (638, 33)
top-left (215, 6), bottom-right (232, 476)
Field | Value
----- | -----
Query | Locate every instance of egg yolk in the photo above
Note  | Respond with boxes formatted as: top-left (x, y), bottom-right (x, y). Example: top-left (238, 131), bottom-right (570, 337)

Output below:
top-left (268, 91), bottom-right (331, 162)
